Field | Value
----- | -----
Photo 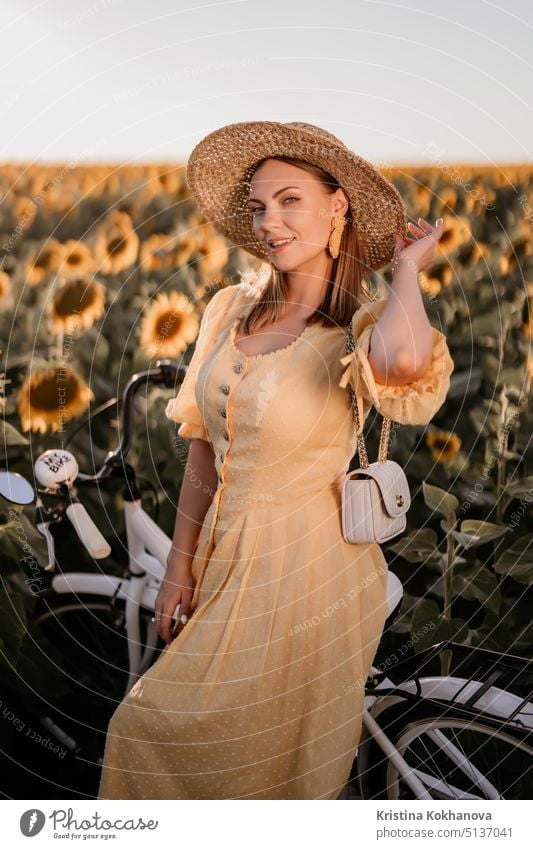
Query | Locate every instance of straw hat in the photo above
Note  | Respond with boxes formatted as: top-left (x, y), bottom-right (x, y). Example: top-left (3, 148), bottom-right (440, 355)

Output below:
top-left (186, 120), bottom-right (408, 272)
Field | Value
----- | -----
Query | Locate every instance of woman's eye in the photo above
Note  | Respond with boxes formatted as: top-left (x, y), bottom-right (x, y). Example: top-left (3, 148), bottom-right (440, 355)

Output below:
top-left (250, 197), bottom-right (298, 214)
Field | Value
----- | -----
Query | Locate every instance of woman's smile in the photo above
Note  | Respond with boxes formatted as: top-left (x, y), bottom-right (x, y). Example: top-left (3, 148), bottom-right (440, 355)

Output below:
top-left (268, 236), bottom-right (295, 254)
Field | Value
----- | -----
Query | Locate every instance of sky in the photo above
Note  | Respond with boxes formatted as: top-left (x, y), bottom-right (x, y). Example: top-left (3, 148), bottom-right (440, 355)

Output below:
top-left (0, 0), bottom-right (531, 166)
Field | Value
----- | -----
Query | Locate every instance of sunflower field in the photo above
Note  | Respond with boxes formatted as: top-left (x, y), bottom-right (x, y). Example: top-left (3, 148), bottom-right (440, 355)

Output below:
top-left (1, 161), bottom-right (533, 792)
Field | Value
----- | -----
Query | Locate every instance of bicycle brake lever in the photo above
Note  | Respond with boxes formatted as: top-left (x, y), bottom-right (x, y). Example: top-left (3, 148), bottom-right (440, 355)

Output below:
top-left (35, 498), bottom-right (57, 572)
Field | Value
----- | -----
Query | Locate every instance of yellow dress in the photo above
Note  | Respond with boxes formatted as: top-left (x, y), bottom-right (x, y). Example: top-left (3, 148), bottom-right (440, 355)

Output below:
top-left (97, 279), bottom-right (454, 800)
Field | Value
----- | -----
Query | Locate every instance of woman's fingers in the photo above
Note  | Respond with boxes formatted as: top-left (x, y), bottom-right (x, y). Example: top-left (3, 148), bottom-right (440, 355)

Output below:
top-left (153, 591), bottom-right (179, 643)
top-left (407, 221), bottom-right (427, 238)
top-left (154, 565), bottom-right (196, 644)
top-left (154, 591), bottom-right (195, 643)
top-left (407, 218), bottom-right (443, 240)
top-left (179, 588), bottom-right (194, 623)
top-left (159, 604), bottom-right (178, 644)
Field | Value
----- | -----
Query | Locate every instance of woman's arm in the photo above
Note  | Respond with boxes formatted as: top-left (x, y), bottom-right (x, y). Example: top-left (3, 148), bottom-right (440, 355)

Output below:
top-left (366, 253), bottom-right (434, 385)
top-left (154, 438), bottom-right (218, 643)
top-left (169, 438), bottom-right (218, 564)
top-left (367, 217), bottom-right (444, 386)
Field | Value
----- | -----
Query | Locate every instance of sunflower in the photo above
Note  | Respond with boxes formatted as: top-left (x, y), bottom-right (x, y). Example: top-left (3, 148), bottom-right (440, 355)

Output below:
top-left (17, 366), bottom-right (94, 434)
top-left (49, 277), bottom-right (106, 335)
top-left (412, 184), bottom-right (432, 217)
top-left (25, 239), bottom-right (65, 286)
top-left (425, 428), bottom-right (462, 463)
top-left (60, 239), bottom-right (94, 280)
top-left (101, 172), bottom-right (121, 195)
top-left (173, 233), bottom-right (199, 267)
top-left (0, 372), bottom-right (8, 411)
top-left (523, 296), bottom-right (533, 339)
top-left (0, 270), bottom-right (12, 307)
top-left (95, 219), bottom-right (139, 275)
top-left (435, 214), bottom-right (472, 257)
top-left (437, 186), bottom-right (458, 212)
top-left (499, 236), bottom-right (531, 275)
top-left (13, 196), bottom-right (37, 230)
top-left (156, 165), bottom-right (185, 195)
top-left (140, 291), bottom-right (200, 358)
top-left (463, 178), bottom-right (496, 215)
top-left (139, 233), bottom-right (175, 271)
top-left (419, 259), bottom-right (455, 296)
top-left (418, 271), bottom-right (441, 298)
top-left (197, 234), bottom-right (230, 282)
top-left (186, 210), bottom-right (206, 230)
top-left (458, 240), bottom-right (491, 268)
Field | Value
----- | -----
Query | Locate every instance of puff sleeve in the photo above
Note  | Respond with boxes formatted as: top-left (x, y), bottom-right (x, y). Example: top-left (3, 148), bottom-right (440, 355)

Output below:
top-left (338, 298), bottom-right (454, 428)
top-left (165, 285), bottom-right (238, 441)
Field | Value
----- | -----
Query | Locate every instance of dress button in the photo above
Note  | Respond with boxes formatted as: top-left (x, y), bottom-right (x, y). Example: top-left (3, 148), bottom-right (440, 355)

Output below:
top-left (218, 409), bottom-right (227, 418)
top-left (233, 362), bottom-right (243, 373)
top-left (223, 431), bottom-right (230, 441)
top-left (220, 384), bottom-right (230, 395)
top-left (219, 453), bottom-right (224, 463)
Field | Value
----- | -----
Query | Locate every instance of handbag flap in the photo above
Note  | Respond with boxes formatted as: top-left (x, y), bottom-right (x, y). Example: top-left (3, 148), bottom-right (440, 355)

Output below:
top-left (343, 460), bottom-right (411, 517)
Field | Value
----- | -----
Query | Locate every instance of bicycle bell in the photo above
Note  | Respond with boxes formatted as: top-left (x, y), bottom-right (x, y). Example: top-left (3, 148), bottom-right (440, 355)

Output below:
top-left (35, 449), bottom-right (79, 491)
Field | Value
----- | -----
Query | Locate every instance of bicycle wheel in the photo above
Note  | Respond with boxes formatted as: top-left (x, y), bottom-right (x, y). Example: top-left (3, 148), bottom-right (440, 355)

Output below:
top-left (357, 701), bottom-right (533, 800)
top-left (29, 592), bottom-right (163, 745)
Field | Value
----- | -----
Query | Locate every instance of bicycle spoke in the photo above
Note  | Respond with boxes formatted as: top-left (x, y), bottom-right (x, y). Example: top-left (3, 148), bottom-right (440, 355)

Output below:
top-left (385, 718), bottom-right (532, 800)
top-left (429, 727), bottom-right (500, 799)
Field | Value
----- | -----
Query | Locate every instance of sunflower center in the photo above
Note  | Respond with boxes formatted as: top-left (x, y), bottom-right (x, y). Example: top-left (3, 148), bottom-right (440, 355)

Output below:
top-left (30, 372), bottom-right (80, 411)
top-left (55, 281), bottom-right (96, 316)
top-left (155, 310), bottom-right (182, 339)
top-left (107, 237), bottom-right (127, 256)
top-left (35, 250), bottom-right (55, 270)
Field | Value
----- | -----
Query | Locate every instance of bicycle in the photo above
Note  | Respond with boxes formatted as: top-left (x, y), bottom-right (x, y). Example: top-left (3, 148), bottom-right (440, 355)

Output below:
top-left (1, 361), bottom-right (183, 795)
top-left (349, 638), bottom-right (533, 800)
top-left (1, 359), bottom-right (532, 800)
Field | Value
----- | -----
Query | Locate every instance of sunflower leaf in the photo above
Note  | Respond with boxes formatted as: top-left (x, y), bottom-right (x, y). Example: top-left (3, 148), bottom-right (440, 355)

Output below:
top-left (0, 421), bottom-right (29, 446)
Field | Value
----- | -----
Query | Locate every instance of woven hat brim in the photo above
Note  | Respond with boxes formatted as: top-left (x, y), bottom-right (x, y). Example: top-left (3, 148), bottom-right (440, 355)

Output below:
top-left (186, 121), bottom-right (407, 272)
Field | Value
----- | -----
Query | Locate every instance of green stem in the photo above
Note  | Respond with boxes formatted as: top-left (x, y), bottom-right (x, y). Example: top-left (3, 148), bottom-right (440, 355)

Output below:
top-left (496, 389), bottom-right (509, 525)
top-left (440, 530), bottom-right (457, 676)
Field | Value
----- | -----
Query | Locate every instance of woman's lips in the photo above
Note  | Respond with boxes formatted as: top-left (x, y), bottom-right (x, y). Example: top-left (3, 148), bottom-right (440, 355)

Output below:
top-left (268, 238), bottom-right (295, 253)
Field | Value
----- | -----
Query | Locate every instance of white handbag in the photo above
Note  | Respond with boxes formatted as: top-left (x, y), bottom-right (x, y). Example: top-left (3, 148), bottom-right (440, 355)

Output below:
top-left (341, 321), bottom-right (411, 544)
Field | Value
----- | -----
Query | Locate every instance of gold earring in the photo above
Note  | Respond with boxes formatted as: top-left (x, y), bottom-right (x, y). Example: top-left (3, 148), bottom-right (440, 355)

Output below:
top-left (328, 215), bottom-right (346, 259)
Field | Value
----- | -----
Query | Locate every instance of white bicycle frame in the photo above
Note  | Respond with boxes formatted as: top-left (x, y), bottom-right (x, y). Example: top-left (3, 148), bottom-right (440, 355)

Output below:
top-left (49, 498), bottom-right (171, 692)
top-left (360, 635), bottom-right (533, 799)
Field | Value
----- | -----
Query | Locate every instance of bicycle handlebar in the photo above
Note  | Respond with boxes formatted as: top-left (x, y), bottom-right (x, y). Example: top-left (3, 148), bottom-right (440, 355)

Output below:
top-left (33, 359), bottom-right (185, 568)
top-left (76, 360), bottom-right (184, 484)
top-left (65, 499), bottom-right (112, 559)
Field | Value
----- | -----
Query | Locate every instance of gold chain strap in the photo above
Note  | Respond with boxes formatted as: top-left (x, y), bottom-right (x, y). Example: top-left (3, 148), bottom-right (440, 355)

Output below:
top-left (345, 321), bottom-right (392, 467)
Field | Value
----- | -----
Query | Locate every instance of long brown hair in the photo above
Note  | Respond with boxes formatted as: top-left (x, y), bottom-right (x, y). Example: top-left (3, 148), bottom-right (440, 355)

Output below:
top-left (240, 155), bottom-right (374, 335)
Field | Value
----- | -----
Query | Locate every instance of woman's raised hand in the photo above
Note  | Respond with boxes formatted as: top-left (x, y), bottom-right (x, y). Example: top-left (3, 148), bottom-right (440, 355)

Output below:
top-left (392, 217), bottom-right (444, 274)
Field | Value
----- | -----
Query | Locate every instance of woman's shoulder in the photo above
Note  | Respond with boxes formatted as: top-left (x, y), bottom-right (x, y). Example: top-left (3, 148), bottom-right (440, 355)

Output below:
top-left (202, 280), bottom-right (253, 317)
top-left (196, 282), bottom-right (256, 345)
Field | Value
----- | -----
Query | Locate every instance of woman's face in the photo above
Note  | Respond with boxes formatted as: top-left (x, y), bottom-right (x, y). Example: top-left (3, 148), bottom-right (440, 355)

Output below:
top-left (247, 159), bottom-right (348, 272)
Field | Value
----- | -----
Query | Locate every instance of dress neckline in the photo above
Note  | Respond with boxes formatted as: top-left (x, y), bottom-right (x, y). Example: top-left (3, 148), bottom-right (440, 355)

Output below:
top-left (229, 315), bottom-right (314, 361)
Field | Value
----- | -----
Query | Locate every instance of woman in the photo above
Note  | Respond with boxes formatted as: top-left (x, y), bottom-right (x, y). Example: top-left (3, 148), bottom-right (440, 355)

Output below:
top-left (97, 121), bottom-right (454, 800)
